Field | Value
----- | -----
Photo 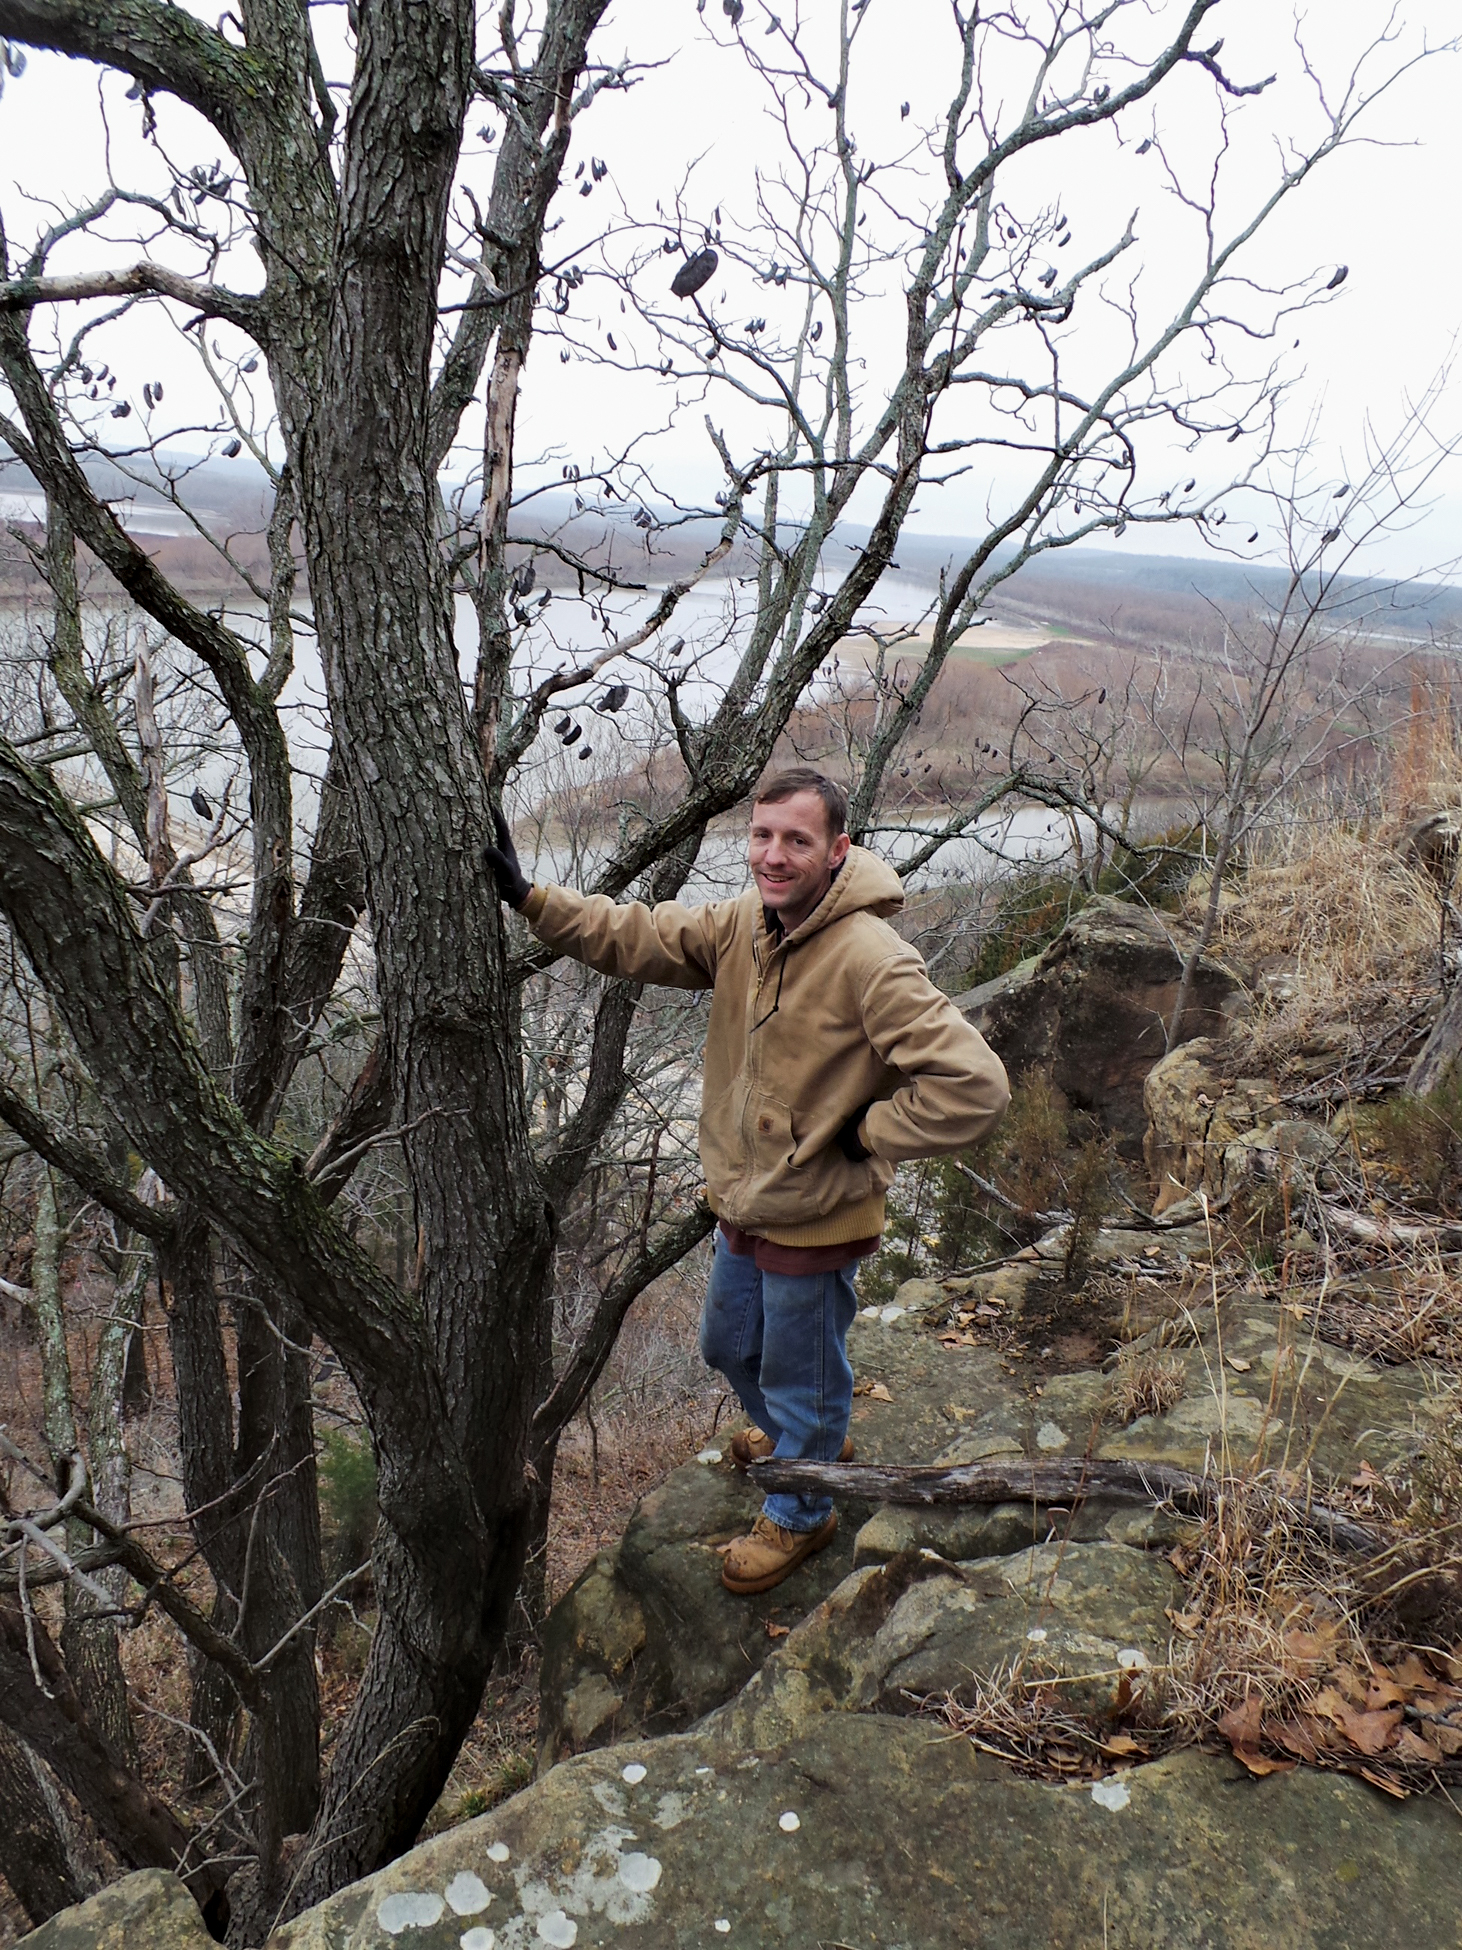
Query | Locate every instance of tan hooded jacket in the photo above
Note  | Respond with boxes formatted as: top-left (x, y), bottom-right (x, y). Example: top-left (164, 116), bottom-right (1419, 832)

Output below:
top-left (522, 846), bottom-right (1009, 1247)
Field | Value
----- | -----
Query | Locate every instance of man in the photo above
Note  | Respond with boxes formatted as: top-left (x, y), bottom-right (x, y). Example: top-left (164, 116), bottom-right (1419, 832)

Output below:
top-left (484, 767), bottom-right (1009, 1594)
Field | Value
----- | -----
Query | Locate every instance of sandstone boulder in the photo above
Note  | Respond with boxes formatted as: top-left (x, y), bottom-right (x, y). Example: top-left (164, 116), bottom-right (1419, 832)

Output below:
top-left (264, 1721), bottom-right (1462, 1950)
top-left (1141, 1038), bottom-right (1340, 1213)
top-left (959, 896), bottom-right (1246, 1150)
top-left (16, 1871), bottom-right (211, 1950)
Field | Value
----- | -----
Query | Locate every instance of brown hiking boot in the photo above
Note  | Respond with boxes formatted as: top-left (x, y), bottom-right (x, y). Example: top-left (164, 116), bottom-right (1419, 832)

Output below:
top-left (727, 1426), bottom-right (855, 1470)
top-left (720, 1512), bottom-right (838, 1595)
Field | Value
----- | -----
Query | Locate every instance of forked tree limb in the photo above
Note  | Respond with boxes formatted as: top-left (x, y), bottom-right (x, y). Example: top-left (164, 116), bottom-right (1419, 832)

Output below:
top-left (0, 262), bottom-right (264, 334)
top-left (748, 1457), bottom-right (1381, 1555)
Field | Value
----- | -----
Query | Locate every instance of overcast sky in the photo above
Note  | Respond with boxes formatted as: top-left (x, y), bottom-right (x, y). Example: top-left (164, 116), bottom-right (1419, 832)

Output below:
top-left (0, 0), bottom-right (1458, 579)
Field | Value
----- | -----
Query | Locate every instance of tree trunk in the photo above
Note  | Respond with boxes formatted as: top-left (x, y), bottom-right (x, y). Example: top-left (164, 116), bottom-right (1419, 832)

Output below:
top-left (31, 1171), bottom-right (137, 1772)
top-left (231, 1280), bottom-right (322, 1838)
top-left (0, 1726), bottom-right (95, 1927)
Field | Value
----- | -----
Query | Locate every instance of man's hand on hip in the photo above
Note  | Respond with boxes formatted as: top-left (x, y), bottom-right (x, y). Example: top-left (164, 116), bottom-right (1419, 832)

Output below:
top-left (835, 1103), bottom-right (874, 1161)
top-left (482, 807), bottom-right (533, 911)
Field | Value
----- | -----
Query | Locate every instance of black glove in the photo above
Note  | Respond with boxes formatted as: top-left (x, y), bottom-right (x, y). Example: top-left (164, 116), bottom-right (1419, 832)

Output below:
top-left (835, 1102), bottom-right (874, 1162)
top-left (482, 807), bottom-right (533, 911)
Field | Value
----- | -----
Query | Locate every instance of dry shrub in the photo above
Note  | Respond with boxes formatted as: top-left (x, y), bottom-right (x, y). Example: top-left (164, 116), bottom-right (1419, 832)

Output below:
top-left (1217, 818), bottom-right (1439, 1077)
top-left (929, 1664), bottom-right (1168, 1780)
top-left (1324, 1254), bottom-right (1462, 1364)
top-left (989, 1065), bottom-right (1072, 1216)
top-left (1107, 1346), bottom-right (1187, 1424)
top-left (1386, 1397), bottom-right (1462, 1613)
top-left (1346, 1082), bottom-right (1462, 1214)
top-left (1163, 1471), bottom-right (1369, 1736)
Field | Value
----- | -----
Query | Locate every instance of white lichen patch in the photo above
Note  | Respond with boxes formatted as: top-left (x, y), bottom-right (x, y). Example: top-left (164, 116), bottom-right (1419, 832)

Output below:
top-left (653, 1791), bottom-right (690, 1829)
top-left (696, 1448), bottom-right (723, 1464)
top-left (536, 1911), bottom-right (577, 1947)
top-left (460, 1931), bottom-right (496, 1950)
top-left (1117, 1647), bottom-right (1149, 1671)
top-left (446, 1872), bottom-right (491, 1916)
top-left (714, 1922), bottom-right (732, 1935)
top-left (590, 1781), bottom-right (628, 1819)
top-left (878, 1305), bottom-right (906, 1323)
top-left (378, 1891), bottom-right (447, 1933)
top-left (509, 1825), bottom-right (658, 1939)
top-left (1090, 1778), bottom-right (1132, 1812)
top-left (1026, 1627), bottom-right (1048, 1643)
top-left (778, 1810), bottom-right (801, 1833)
top-left (1036, 1421), bottom-right (1069, 1451)
top-left (487, 1842), bottom-right (511, 1864)
top-left (621, 1762), bottom-right (647, 1785)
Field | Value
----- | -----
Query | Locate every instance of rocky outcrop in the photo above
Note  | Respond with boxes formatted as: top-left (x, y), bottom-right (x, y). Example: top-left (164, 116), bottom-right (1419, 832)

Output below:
top-left (1141, 1038), bottom-right (1338, 1213)
top-left (959, 896), bottom-right (1247, 1150)
top-left (16, 1871), bottom-right (212, 1950)
top-left (33, 1217), bottom-right (1458, 1950)
top-left (259, 1722), bottom-right (1462, 1950)
top-left (537, 1310), bottom-right (1029, 1771)
top-left (539, 1235), bottom-right (1445, 1770)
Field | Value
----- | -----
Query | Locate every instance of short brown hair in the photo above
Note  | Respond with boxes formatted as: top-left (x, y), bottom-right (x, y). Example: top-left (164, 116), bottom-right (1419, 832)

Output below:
top-left (752, 767), bottom-right (848, 839)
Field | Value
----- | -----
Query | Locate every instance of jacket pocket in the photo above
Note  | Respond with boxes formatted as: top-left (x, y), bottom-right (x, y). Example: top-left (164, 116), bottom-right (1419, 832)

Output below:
top-left (745, 1088), bottom-right (796, 1184)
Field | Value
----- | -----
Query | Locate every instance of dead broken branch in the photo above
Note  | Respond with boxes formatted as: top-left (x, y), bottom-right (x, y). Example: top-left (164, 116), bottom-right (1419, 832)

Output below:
top-left (748, 1457), bottom-right (1381, 1555)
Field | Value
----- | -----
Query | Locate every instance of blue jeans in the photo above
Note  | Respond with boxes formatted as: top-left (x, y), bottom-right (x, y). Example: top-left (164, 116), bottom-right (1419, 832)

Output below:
top-left (699, 1232), bottom-right (860, 1533)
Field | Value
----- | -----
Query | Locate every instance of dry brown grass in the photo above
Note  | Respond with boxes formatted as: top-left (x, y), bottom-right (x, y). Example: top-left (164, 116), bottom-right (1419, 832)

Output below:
top-left (1215, 818), bottom-right (1440, 1080)
top-left (1107, 1346), bottom-right (1188, 1424)
top-left (1321, 1255), bottom-right (1462, 1366)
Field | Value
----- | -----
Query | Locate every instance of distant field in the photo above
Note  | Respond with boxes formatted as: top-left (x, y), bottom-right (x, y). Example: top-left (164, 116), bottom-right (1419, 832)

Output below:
top-left (843, 617), bottom-right (1096, 670)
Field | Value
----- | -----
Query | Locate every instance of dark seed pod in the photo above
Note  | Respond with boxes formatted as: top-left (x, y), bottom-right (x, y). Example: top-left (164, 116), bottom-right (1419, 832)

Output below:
top-left (671, 248), bottom-right (719, 299)
top-left (562, 724), bottom-right (582, 747)
top-left (190, 787), bottom-right (213, 821)
top-left (554, 716), bottom-right (572, 735)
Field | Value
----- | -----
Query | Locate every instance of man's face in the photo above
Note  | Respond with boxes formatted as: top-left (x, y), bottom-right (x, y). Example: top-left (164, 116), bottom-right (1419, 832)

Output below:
top-left (748, 790), bottom-right (850, 924)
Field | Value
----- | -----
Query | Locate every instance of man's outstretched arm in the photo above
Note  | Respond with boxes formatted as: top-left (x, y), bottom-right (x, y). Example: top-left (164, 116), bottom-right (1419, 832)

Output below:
top-left (484, 811), bottom-right (720, 990)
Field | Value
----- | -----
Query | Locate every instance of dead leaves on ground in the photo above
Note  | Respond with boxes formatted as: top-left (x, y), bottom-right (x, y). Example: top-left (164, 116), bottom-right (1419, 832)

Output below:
top-left (1216, 1642), bottom-right (1462, 1794)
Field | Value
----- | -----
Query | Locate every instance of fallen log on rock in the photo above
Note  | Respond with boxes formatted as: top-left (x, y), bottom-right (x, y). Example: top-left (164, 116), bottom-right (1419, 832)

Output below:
top-left (747, 1457), bottom-right (1381, 1555)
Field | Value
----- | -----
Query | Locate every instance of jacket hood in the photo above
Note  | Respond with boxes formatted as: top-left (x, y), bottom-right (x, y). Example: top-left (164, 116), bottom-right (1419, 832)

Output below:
top-left (781, 844), bottom-right (904, 944)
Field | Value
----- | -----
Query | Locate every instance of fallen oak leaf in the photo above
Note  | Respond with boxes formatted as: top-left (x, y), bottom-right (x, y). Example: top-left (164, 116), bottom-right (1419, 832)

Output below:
top-left (1395, 1726), bottom-right (1442, 1765)
top-left (766, 1621), bottom-right (791, 1639)
top-left (853, 1380), bottom-right (894, 1403)
top-left (1311, 1686), bottom-right (1402, 1756)
top-left (1272, 1719), bottom-right (1327, 1762)
top-left (1231, 1747), bottom-right (1296, 1778)
top-left (1281, 1628), bottom-right (1339, 1671)
top-left (1100, 1733), bottom-right (1147, 1757)
top-left (1358, 1766), bottom-right (1410, 1800)
top-left (1218, 1696), bottom-right (1264, 1751)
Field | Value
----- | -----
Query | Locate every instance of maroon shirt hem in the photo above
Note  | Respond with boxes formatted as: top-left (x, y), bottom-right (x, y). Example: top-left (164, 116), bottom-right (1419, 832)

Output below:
top-left (719, 1219), bottom-right (881, 1274)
